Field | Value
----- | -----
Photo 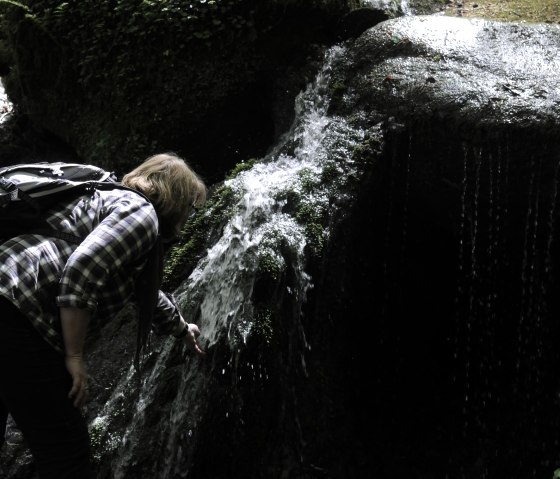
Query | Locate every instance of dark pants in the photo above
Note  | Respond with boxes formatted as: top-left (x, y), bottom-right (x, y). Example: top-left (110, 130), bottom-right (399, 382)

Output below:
top-left (0, 297), bottom-right (92, 479)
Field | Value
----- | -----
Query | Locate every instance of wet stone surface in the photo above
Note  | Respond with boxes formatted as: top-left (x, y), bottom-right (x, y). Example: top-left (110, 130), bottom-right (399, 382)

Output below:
top-left (332, 15), bottom-right (560, 128)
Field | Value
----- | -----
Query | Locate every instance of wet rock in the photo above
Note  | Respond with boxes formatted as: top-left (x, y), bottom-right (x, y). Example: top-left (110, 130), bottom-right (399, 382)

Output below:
top-left (332, 16), bottom-right (560, 128)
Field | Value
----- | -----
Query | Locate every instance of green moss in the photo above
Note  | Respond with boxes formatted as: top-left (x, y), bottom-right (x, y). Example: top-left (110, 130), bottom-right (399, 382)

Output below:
top-left (162, 183), bottom-right (240, 291)
top-left (88, 420), bottom-right (104, 450)
top-left (12, 0), bottom-right (256, 90)
top-left (297, 167), bottom-right (319, 192)
top-left (162, 212), bottom-right (212, 292)
top-left (329, 79), bottom-right (346, 97)
top-left (320, 160), bottom-right (338, 183)
top-left (352, 134), bottom-right (382, 167)
top-left (226, 157), bottom-right (257, 180)
top-left (303, 222), bottom-right (326, 255)
top-left (88, 385), bottom-right (133, 460)
top-left (257, 250), bottom-right (283, 282)
top-left (295, 202), bottom-right (321, 226)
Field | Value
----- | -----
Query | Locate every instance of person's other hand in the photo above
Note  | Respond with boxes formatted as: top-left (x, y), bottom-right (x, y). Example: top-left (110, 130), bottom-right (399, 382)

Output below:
top-left (183, 323), bottom-right (205, 357)
top-left (60, 306), bottom-right (90, 408)
top-left (65, 354), bottom-right (88, 408)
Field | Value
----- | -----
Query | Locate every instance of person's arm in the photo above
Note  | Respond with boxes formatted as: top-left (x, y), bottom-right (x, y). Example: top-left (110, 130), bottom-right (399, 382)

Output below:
top-left (57, 192), bottom-right (158, 406)
top-left (151, 292), bottom-right (205, 356)
top-left (60, 306), bottom-right (91, 408)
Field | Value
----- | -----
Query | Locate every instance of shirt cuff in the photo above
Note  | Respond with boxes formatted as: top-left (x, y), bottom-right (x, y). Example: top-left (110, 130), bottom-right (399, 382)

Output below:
top-left (56, 293), bottom-right (97, 312)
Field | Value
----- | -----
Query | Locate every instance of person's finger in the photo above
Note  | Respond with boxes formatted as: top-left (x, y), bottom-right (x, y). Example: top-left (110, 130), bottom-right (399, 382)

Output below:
top-left (68, 383), bottom-right (78, 401)
top-left (74, 384), bottom-right (88, 408)
top-left (194, 340), bottom-right (205, 356)
top-left (183, 333), bottom-right (205, 357)
top-left (67, 371), bottom-right (88, 407)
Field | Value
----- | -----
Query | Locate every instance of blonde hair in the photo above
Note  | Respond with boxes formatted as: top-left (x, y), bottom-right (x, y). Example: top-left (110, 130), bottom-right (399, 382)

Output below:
top-left (122, 152), bottom-right (207, 238)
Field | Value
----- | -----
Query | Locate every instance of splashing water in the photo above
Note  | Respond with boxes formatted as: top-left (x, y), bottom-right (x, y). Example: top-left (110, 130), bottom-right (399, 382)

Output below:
top-left (185, 158), bottom-right (311, 348)
top-left (176, 44), bottom-right (363, 351)
top-left (0, 79), bottom-right (13, 124)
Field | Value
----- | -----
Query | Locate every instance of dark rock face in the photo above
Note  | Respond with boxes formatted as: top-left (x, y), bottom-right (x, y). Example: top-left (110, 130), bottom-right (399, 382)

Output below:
top-left (0, 0), bottom-right (357, 180)
top-left (3, 12), bottom-right (560, 479)
top-left (322, 16), bottom-right (560, 478)
top-left (0, 1), bottom-right (420, 181)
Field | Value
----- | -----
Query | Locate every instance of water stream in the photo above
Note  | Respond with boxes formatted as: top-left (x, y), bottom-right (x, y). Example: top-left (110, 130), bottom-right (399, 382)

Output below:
top-left (179, 44), bottom-right (362, 352)
top-left (362, 0), bottom-right (412, 15)
top-left (0, 79), bottom-right (13, 124)
top-left (94, 44), bottom-right (369, 477)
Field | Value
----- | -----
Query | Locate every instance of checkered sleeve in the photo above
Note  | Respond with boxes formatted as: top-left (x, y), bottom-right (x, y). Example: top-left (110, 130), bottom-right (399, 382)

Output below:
top-left (56, 193), bottom-right (159, 313)
top-left (151, 291), bottom-right (183, 335)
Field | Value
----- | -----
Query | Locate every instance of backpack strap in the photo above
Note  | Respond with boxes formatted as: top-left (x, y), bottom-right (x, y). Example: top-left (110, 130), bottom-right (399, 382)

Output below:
top-left (0, 177), bottom-right (21, 206)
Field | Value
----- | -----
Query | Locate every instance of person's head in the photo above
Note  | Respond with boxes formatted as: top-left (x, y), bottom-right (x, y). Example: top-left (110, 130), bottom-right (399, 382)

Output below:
top-left (122, 152), bottom-right (207, 241)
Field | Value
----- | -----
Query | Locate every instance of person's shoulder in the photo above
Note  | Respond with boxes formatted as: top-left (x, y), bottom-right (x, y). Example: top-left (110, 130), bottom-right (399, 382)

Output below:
top-left (98, 186), bottom-right (152, 208)
top-left (97, 187), bottom-right (158, 231)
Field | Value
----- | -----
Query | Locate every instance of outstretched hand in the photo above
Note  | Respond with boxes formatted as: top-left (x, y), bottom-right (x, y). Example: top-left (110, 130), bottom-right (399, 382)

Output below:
top-left (65, 353), bottom-right (88, 408)
top-left (183, 323), bottom-right (205, 356)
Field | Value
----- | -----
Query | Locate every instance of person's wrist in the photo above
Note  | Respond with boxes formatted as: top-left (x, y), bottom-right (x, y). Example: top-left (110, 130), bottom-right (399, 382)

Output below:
top-left (173, 323), bottom-right (188, 339)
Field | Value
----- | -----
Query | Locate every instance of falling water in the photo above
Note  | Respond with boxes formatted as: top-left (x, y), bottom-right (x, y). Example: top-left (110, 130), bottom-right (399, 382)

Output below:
top-left (0, 79), bottom-right (13, 124)
top-left (361, 0), bottom-right (412, 16)
top-left (450, 130), bottom-right (560, 477)
top-left (455, 141), bottom-right (507, 435)
top-left (96, 44), bottom-right (367, 477)
top-left (178, 44), bottom-right (363, 352)
top-left (181, 157), bottom-right (312, 350)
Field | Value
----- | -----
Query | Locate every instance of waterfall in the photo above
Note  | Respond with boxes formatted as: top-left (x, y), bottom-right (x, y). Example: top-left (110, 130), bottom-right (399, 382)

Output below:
top-left (95, 44), bottom-right (368, 478)
top-left (180, 44), bottom-right (362, 352)
top-left (361, 0), bottom-right (412, 15)
top-left (0, 79), bottom-right (12, 124)
top-left (180, 156), bottom-right (313, 350)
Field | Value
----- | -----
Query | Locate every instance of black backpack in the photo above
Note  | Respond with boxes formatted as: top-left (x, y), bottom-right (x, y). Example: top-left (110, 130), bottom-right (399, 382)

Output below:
top-left (0, 161), bottom-right (122, 243)
top-left (0, 161), bottom-right (164, 366)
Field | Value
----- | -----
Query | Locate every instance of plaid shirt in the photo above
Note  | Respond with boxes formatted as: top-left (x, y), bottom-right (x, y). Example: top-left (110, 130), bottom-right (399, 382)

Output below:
top-left (0, 187), bottom-right (181, 353)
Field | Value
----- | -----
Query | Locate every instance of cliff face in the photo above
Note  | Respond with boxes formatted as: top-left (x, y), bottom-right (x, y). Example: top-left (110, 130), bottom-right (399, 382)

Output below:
top-left (0, 0), bottom-right (390, 178)
top-left (3, 10), bottom-right (560, 479)
top-left (319, 16), bottom-right (560, 478)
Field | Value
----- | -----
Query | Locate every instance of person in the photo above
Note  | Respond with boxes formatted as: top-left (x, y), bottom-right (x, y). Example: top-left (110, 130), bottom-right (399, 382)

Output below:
top-left (0, 152), bottom-right (207, 478)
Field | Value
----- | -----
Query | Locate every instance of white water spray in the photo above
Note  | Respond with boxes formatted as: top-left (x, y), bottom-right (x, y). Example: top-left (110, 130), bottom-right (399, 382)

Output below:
top-left (176, 45), bottom-right (360, 351)
top-left (0, 79), bottom-right (13, 124)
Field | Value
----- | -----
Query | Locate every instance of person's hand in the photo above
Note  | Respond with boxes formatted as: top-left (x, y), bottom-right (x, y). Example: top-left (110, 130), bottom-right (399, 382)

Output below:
top-left (60, 306), bottom-right (91, 408)
top-left (183, 323), bottom-right (205, 357)
top-left (65, 353), bottom-right (88, 408)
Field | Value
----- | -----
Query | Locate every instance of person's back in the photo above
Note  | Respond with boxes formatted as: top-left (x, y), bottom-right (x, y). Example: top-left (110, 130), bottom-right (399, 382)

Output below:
top-left (0, 152), bottom-right (207, 478)
top-left (0, 187), bottom-right (160, 350)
